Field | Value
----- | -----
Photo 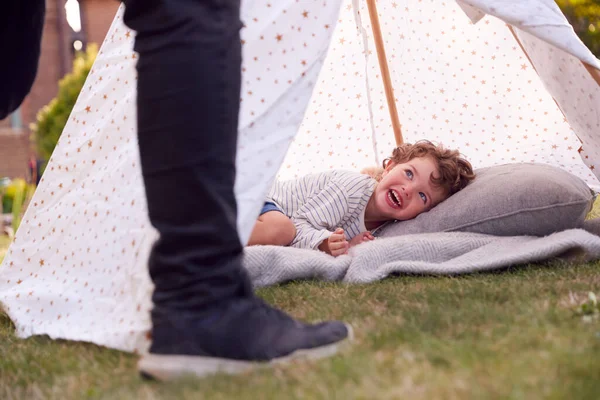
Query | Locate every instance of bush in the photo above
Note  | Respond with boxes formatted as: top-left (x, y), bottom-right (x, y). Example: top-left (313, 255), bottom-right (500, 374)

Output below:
top-left (1, 178), bottom-right (36, 235)
top-left (557, 0), bottom-right (600, 57)
top-left (30, 44), bottom-right (98, 162)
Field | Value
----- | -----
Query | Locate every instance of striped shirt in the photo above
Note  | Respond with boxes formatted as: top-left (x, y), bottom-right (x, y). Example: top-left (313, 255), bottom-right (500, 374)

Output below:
top-left (267, 170), bottom-right (377, 249)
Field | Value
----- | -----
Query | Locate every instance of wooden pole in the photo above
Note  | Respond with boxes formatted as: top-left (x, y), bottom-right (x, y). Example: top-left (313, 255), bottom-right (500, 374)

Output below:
top-left (366, 0), bottom-right (403, 145)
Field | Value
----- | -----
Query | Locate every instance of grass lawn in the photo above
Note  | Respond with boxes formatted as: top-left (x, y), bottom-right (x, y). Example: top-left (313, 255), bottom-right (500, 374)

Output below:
top-left (2, 197), bottom-right (600, 399)
top-left (1, 239), bottom-right (599, 399)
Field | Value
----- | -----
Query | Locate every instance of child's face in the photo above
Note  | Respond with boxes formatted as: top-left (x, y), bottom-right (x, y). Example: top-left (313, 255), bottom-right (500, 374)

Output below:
top-left (370, 156), bottom-right (448, 221)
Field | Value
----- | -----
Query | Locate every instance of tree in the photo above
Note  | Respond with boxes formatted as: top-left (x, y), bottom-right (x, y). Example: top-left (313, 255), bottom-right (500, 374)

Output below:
top-left (557, 0), bottom-right (600, 57)
top-left (30, 44), bottom-right (98, 162)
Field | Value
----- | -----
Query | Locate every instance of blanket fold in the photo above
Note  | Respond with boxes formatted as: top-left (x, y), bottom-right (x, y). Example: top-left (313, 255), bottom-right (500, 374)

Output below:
top-left (243, 230), bottom-right (600, 288)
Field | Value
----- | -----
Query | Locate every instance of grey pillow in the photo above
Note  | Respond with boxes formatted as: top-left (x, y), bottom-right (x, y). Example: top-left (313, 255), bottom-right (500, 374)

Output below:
top-left (377, 163), bottom-right (595, 238)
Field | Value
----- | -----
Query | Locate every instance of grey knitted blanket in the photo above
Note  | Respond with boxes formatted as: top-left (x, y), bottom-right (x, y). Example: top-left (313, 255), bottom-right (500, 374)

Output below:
top-left (243, 230), bottom-right (600, 288)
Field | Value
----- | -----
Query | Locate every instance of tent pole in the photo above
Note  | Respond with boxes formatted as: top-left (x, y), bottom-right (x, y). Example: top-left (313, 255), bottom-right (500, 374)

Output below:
top-left (366, 0), bottom-right (404, 145)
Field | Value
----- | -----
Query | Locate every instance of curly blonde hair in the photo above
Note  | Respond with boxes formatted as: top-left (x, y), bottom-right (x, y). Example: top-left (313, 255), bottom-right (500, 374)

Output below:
top-left (362, 140), bottom-right (475, 195)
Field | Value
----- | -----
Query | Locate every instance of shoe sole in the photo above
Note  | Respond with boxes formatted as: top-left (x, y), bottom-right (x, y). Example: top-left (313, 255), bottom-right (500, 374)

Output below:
top-left (138, 323), bottom-right (354, 381)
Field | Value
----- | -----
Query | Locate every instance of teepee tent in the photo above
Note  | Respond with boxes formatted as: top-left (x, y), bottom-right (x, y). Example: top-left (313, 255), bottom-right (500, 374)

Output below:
top-left (1, 0), bottom-right (600, 353)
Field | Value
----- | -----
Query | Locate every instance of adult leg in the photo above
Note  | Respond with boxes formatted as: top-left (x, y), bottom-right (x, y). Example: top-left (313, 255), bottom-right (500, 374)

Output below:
top-left (248, 212), bottom-right (296, 246)
top-left (123, 0), bottom-right (349, 380)
top-left (0, 0), bottom-right (45, 119)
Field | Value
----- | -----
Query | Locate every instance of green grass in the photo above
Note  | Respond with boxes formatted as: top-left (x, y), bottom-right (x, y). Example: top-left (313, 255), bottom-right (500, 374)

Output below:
top-left (2, 201), bottom-right (600, 399)
top-left (1, 259), bottom-right (600, 399)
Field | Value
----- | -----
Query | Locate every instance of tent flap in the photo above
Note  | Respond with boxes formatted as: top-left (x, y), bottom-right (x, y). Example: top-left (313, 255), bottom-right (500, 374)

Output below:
top-left (456, 0), bottom-right (486, 24)
top-left (459, 0), bottom-right (600, 69)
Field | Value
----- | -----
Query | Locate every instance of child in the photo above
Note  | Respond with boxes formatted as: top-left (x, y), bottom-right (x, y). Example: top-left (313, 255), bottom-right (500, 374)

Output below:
top-left (248, 140), bottom-right (475, 256)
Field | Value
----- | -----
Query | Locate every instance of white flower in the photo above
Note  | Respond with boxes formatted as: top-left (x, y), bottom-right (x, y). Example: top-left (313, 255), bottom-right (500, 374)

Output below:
top-left (588, 292), bottom-right (598, 307)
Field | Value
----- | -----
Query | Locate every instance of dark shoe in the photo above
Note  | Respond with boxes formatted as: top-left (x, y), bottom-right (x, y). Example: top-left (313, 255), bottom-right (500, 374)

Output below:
top-left (138, 296), bottom-right (351, 380)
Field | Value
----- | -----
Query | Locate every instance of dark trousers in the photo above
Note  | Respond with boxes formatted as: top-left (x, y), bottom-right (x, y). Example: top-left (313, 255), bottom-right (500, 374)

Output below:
top-left (123, 0), bottom-right (253, 312)
top-left (0, 0), bottom-right (45, 119)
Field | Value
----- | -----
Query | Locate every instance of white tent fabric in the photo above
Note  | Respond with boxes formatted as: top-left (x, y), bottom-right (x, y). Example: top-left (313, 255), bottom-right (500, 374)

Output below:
top-left (1, 0), bottom-right (600, 353)
top-left (459, 0), bottom-right (600, 70)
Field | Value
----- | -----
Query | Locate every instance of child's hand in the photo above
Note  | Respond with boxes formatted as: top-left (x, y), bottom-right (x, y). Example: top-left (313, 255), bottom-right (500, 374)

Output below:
top-left (319, 228), bottom-right (349, 257)
top-left (349, 231), bottom-right (374, 248)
